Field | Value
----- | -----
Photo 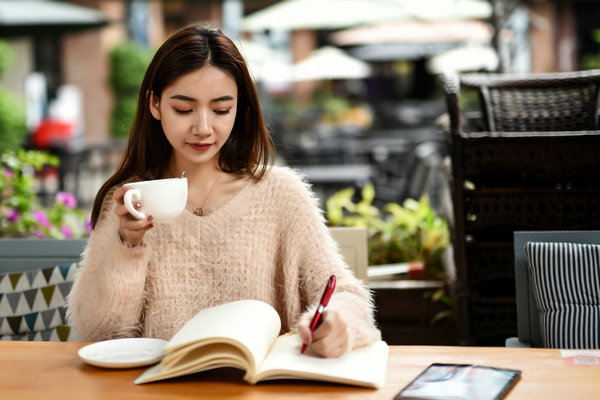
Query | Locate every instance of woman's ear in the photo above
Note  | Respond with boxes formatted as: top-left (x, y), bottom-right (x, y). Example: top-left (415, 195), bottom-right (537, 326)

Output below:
top-left (149, 91), bottom-right (161, 120)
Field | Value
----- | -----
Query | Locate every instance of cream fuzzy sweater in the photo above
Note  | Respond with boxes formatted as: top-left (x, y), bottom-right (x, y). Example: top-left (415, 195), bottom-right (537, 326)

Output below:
top-left (67, 166), bottom-right (380, 348)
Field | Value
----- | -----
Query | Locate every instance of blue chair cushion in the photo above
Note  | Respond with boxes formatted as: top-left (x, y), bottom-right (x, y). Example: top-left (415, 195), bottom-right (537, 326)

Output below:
top-left (0, 263), bottom-right (77, 341)
top-left (525, 242), bottom-right (600, 349)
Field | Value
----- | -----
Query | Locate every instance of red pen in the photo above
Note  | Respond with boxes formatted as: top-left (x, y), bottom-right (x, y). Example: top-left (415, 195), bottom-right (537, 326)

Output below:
top-left (300, 274), bottom-right (336, 354)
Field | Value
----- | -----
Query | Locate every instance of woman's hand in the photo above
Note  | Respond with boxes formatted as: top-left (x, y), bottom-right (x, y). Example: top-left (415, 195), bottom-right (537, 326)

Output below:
top-left (297, 309), bottom-right (352, 358)
top-left (113, 186), bottom-right (154, 247)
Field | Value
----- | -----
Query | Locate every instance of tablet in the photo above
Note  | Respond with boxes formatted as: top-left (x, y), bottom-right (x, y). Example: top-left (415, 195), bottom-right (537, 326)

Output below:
top-left (394, 363), bottom-right (521, 400)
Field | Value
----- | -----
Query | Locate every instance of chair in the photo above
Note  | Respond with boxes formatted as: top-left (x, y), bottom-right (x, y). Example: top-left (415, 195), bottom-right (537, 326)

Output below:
top-left (508, 231), bottom-right (600, 348)
top-left (0, 239), bottom-right (86, 341)
top-left (441, 71), bottom-right (600, 346)
top-left (328, 227), bottom-right (368, 284)
top-left (459, 70), bottom-right (600, 133)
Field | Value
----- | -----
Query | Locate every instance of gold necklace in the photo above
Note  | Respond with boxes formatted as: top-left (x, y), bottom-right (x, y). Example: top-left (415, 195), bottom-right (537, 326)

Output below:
top-left (193, 173), bottom-right (223, 216)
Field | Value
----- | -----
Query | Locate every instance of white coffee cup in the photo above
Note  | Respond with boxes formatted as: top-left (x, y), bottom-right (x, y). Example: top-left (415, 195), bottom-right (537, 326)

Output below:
top-left (123, 177), bottom-right (188, 223)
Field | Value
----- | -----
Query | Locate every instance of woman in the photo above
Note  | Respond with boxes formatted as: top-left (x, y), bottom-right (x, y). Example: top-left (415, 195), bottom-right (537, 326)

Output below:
top-left (67, 25), bottom-right (380, 358)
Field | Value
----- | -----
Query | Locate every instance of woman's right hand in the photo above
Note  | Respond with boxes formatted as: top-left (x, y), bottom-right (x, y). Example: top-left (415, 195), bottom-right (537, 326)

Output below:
top-left (113, 186), bottom-right (154, 247)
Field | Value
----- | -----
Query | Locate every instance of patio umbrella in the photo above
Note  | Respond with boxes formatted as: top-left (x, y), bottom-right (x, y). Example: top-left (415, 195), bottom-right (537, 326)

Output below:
top-left (234, 39), bottom-right (292, 90)
top-left (242, 0), bottom-right (492, 32)
top-left (242, 0), bottom-right (410, 32)
top-left (0, 0), bottom-right (108, 36)
top-left (427, 45), bottom-right (499, 74)
top-left (330, 20), bottom-right (493, 46)
top-left (292, 46), bottom-right (371, 82)
top-left (397, 0), bottom-right (492, 21)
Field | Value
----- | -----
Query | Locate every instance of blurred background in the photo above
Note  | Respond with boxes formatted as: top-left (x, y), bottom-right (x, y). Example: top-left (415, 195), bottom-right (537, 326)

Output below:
top-left (2, 0), bottom-right (600, 346)
top-left (4, 0), bottom-right (599, 210)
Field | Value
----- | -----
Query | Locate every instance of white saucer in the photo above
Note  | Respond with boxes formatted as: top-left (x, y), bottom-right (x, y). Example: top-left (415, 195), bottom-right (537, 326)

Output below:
top-left (78, 338), bottom-right (167, 368)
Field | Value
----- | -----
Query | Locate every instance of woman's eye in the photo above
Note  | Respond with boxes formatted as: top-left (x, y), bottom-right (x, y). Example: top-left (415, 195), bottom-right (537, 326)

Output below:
top-left (174, 108), bottom-right (192, 114)
top-left (215, 109), bottom-right (231, 115)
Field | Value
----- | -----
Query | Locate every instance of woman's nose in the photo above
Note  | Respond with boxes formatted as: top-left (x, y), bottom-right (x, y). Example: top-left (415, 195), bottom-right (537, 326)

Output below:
top-left (192, 110), bottom-right (212, 135)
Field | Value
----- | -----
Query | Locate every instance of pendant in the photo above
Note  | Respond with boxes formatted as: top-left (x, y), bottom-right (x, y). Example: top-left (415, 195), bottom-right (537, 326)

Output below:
top-left (193, 208), bottom-right (204, 216)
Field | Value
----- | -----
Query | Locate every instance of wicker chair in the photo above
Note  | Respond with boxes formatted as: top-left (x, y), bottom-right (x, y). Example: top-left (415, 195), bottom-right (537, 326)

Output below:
top-left (458, 70), bottom-right (600, 132)
top-left (441, 70), bottom-right (600, 345)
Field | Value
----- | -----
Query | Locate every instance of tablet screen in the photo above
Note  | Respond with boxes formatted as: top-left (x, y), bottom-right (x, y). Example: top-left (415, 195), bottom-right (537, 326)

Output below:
top-left (394, 363), bottom-right (521, 400)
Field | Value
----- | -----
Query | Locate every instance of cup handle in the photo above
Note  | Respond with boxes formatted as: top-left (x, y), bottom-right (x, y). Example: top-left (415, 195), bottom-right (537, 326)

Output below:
top-left (123, 189), bottom-right (146, 219)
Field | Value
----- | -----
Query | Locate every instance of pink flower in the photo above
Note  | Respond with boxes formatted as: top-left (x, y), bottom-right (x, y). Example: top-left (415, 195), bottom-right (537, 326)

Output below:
top-left (61, 225), bottom-right (73, 238)
top-left (5, 208), bottom-right (19, 222)
top-left (56, 192), bottom-right (77, 208)
top-left (85, 217), bottom-right (93, 232)
top-left (32, 210), bottom-right (51, 228)
top-left (34, 229), bottom-right (45, 238)
top-left (4, 169), bottom-right (14, 179)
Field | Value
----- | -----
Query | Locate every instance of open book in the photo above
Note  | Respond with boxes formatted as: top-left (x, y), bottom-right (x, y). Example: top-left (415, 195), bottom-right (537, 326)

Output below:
top-left (135, 299), bottom-right (388, 388)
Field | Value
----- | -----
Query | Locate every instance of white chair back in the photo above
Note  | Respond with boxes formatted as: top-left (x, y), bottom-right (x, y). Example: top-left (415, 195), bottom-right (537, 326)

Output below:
top-left (328, 227), bottom-right (368, 284)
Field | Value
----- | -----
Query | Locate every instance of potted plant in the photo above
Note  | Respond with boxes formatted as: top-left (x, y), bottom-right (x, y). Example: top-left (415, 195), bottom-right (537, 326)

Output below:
top-left (108, 41), bottom-right (153, 137)
top-left (0, 149), bottom-right (90, 238)
top-left (326, 184), bottom-right (456, 344)
top-left (326, 183), bottom-right (449, 279)
top-left (0, 39), bottom-right (27, 154)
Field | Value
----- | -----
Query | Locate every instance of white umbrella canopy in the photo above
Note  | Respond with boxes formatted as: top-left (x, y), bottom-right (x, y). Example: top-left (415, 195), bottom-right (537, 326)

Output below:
top-left (427, 45), bottom-right (499, 74)
top-left (292, 46), bottom-right (372, 82)
top-left (234, 39), bottom-right (292, 90)
top-left (242, 0), bottom-right (492, 32)
top-left (399, 0), bottom-right (492, 21)
top-left (0, 0), bottom-right (108, 35)
top-left (234, 39), bottom-right (277, 79)
top-left (330, 20), bottom-right (493, 46)
top-left (242, 0), bottom-right (411, 32)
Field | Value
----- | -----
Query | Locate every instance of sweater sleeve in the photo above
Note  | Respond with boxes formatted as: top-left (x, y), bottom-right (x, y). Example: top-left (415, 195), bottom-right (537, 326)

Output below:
top-left (66, 188), bottom-right (152, 341)
top-left (277, 168), bottom-right (381, 348)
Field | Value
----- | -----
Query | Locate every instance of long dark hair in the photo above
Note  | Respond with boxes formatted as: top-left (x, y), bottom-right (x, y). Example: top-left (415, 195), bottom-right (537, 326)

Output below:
top-left (91, 25), bottom-right (274, 227)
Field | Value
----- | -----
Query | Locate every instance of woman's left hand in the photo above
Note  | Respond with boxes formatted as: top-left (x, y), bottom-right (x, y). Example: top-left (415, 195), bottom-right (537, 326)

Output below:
top-left (297, 309), bottom-right (352, 358)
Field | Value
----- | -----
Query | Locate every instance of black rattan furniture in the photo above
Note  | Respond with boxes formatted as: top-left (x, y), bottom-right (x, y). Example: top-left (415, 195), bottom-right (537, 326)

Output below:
top-left (442, 70), bottom-right (600, 345)
top-left (459, 70), bottom-right (600, 132)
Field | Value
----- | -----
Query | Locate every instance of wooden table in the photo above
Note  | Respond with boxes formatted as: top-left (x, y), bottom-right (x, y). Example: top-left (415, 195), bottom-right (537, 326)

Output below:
top-left (1, 342), bottom-right (598, 399)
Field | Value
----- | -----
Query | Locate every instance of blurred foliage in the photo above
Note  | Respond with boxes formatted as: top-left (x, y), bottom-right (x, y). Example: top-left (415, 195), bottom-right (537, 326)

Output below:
top-left (581, 29), bottom-right (600, 69)
top-left (326, 183), bottom-right (450, 279)
top-left (0, 90), bottom-right (27, 154)
top-left (0, 39), bottom-right (27, 154)
top-left (111, 95), bottom-right (139, 139)
top-left (0, 149), bottom-right (90, 239)
top-left (317, 95), bottom-right (373, 129)
top-left (272, 93), bottom-right (373, 133)
top-left (0, 39), bottom-right (15, 77)
top-left (109, 41), bottom-right (153, 137)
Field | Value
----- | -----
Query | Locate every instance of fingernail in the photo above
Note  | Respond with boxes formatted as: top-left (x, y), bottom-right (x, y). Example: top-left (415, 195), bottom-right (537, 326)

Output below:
top-left (147, 216), bottom-right (153, 222)
top-left (135, 202), bottom-right (142, 209)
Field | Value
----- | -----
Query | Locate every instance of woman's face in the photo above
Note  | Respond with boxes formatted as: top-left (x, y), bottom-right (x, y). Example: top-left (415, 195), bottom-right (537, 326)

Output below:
top-left (150, 65), bottom-right (238, 169)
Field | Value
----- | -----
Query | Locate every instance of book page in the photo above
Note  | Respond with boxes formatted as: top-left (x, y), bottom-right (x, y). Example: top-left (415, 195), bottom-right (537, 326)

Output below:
top-left (164, 300), bottom-right (281, 372)
top-left (253, 333), bottom-right (389, 389)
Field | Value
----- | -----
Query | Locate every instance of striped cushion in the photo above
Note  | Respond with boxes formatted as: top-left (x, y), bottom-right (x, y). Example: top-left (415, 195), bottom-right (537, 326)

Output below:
top-left (0, 263), bottom-right (77, 341)
top-left (525, 242), bottom-right (600, 349)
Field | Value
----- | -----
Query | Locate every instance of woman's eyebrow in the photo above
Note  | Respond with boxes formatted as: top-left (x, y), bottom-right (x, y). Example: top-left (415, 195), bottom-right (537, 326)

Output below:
top-left (169, 94), bottom-right (235, 103)
top-left (211, 95), bottom-right (235, 103)
top-left (170, 94), bottom-right (195, 102)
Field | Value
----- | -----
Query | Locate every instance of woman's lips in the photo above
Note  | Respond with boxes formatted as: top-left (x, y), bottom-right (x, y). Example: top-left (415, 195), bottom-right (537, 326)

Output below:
top-left (188, 142), bottom-right (213, 151)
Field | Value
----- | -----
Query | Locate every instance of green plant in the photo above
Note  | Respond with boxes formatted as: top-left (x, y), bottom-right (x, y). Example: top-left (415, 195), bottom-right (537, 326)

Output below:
top-left (326, 183), bottom-right (450, 279)
top-left (109, 41), bottom-right (153, 137)
top-left (0, 149), bottom-right (91, 239)
top-left (0, 39), bottom-right (15, 77)
top-left (0, 90), bottom-right (27, 154)
top-left (0, 39), bottom-right (27, 154)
